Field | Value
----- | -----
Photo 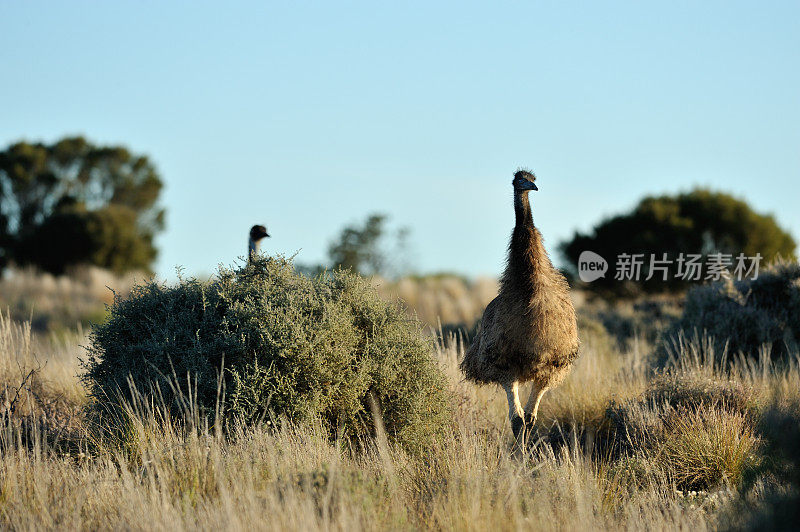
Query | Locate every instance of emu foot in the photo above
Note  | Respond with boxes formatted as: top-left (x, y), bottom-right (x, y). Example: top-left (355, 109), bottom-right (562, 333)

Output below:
top-left (511, 413), bottom-right (537, 445)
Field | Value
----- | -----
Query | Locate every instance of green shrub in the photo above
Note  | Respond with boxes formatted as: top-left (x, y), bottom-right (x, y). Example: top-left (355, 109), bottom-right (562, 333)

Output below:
top-left (560, 188), bottom-right (796, 295)
top-left (83, 256), bottom-right (452, 453)
top-left (664, 261), bottom-right (800, 361)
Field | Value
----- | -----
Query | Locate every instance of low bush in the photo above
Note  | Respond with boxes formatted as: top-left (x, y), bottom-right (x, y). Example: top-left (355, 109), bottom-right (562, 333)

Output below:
top-left (643, 372), bottom-right (754, 415)
top-left (607, 370), bottom-right (753, 440)
top-left (82, 256), bottom-right (452, 453)
top-left (664, 261), bottom-right (800, 361)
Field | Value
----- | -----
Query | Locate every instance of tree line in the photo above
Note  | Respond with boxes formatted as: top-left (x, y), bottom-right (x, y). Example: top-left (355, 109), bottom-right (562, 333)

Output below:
top-left (1, 136), bottom-right (795, 296)
top-left (0, 137), bottom-right (164, 274)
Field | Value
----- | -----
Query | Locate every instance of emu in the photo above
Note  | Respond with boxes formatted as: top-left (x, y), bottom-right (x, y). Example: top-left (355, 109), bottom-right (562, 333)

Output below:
top-left (248, 225), bottom-right (270, 263)
top-left (461, 170), bottom-right (579, 443)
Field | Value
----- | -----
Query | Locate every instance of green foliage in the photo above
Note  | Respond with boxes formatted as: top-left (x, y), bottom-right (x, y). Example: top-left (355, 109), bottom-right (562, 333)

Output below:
top-left (327, 213), bottom-right (411, 277)
top-left (0, 136), bottom-right (164, 274)
top-left (328, 213), bottom-right (388, 275)
top-left (561, 189), bottom-right (796, 294)
top-left (83, 256), bottom-right (452, 453)
top-left (664, 261), bottom-right (800, 360)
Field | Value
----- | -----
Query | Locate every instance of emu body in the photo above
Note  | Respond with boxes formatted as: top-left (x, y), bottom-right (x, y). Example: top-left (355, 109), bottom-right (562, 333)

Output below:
top-left (461, 171), bottom-right (579, 441)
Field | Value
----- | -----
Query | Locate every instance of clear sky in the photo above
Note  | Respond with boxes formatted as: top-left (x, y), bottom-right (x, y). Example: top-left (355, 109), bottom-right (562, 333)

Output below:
top-left (1, 1), bottom-right (798, 279)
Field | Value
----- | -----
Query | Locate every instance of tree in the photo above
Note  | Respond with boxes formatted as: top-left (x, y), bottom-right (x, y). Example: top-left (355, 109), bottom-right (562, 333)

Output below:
top-left (0, 137), bottom-right (164, 274)
top-left (327, 213), bottom-right (411, 277)
top-left (560, 189), bottom-right (796, 294)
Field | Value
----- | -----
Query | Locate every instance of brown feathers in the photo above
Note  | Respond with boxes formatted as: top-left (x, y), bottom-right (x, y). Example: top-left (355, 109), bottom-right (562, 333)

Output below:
top-left (461, 175), bottom-right (579, 388)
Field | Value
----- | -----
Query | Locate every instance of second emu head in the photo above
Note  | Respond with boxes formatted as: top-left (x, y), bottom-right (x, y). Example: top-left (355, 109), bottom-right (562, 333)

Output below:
top-left (248, 224), bottom-right (270, 261)
top-left (250, 225), bottom-right (269, 242)
top-left (513, 169), bottom-right (538, 191)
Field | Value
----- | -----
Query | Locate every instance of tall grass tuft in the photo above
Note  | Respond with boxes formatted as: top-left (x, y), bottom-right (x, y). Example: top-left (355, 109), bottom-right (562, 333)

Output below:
top-left (659, 406), bottom-right (760, 490)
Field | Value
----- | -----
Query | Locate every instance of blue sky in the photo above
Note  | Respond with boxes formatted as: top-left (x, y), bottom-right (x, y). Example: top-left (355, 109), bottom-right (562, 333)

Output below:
top-left (1, 1), bottom-right (798, 279)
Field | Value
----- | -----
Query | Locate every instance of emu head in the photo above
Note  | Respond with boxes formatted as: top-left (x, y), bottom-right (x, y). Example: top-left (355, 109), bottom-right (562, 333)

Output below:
top-left (513, 170), bottom-right (538, 191)
top-left (248, 224), bottom-right (270, 261)
top-left (250, 225), bottom-right (270, 242)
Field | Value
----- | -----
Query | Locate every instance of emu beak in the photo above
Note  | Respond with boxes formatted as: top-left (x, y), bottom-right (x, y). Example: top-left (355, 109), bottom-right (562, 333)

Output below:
top-left (531, 183), bottom-right (538, 191)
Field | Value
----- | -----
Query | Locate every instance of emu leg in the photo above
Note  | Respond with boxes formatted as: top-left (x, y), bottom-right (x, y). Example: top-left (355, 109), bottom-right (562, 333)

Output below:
top-left (504, 384), bottom-right (548, 448)
top-left (503, 381), bottom-right (525, 438)
top-left (523, 383), bottom-right (549, 430)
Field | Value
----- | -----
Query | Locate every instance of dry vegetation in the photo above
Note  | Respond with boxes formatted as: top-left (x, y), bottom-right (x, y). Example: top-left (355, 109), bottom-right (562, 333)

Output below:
top-left (372, 274), bottom-right (499, 331)
top-left (0, 266), bottom-right (141, 333)
top-left (0, 264), bottom-right (798, 530)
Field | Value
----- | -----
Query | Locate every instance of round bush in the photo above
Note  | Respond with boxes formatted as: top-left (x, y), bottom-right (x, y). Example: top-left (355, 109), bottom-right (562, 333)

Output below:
top-left (83, 257), bottom-right (452, 453)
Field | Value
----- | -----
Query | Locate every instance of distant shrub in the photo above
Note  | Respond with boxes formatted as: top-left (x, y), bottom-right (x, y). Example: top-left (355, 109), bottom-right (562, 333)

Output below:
top-left (561, 188), bottom-right (796, 295)
top-left (83, 256), bottom-right (452, 453)
top-left (579, 295), bottom-right (683, 349)
top-left (664, 261), bottom-right (800, 360)
top-left (0, 136), bottom-right (164, 275)
top-left (576, 313), bottom-right (615, 353)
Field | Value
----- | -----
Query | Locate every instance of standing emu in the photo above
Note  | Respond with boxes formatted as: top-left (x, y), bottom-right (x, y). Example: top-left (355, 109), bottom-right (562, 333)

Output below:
top-left (248, 225), bottom-right (270, 263)
top-left (461, 170), bottom-right (579, 442)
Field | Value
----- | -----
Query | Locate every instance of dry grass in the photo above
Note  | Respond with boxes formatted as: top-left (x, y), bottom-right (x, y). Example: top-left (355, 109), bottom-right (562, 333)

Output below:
top-left (0, 266), bottom-right (142, 332)
top-left (659, 406), bottom-right (760, 490)
top-left (372, 275), bottom-right (499, 330)
top-left (1, 268), bottom-right (490, 334)
top-left (0, 313), bottom-right (86, 438)
top-left (0, 270), bottom-right (798, 530)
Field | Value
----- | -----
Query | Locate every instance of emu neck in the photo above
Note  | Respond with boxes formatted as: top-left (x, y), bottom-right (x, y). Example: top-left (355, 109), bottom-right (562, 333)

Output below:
top-left (514, 190), bottom-right (533, 227)
top-left (248, 237), bottom-right (259, 262)
top-left (502, 190), bottom-right (547, 297)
